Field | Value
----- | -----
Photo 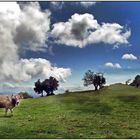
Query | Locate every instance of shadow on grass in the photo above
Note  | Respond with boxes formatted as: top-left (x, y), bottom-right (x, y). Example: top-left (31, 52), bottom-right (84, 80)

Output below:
top-left (117, 95), bottom-right (140, 103)
top-left (76, 101), bottom-right (112, 115)
top-left (0, 115), bottom-right (13, 118)
top-left (62, 97), bottom-right (113, 115)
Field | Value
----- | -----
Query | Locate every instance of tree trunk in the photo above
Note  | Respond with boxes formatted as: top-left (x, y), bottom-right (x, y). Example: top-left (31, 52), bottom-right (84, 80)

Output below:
top-left (41, 92), bottom-right (43, 97)
top-left (95, 85), bottom-right (98, 91)
top-left (99, 84), bottom-right (103, 89)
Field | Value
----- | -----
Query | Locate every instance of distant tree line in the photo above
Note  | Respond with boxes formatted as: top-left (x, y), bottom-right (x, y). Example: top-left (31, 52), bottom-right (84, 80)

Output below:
top-left (33, 70), bottom-right (106, 96)
top-left (33, 72), bottom-right (140, 97)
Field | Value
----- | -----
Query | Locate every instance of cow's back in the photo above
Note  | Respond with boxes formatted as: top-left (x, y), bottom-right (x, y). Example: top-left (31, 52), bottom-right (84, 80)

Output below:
top-left (0, 95), bottom-right (10, 101)
top-left (0, 95), bottom-right (11, 107)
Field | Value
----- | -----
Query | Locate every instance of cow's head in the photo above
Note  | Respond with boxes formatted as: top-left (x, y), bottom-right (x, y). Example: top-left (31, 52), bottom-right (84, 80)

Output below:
top-left (15, 95), bottom-right (23, 105)
top-left (11, 94), bottom-right (23, 106)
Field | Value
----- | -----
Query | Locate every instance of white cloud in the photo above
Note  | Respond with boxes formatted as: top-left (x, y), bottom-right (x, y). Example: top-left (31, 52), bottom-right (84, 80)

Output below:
top-left (0, 2), bottom-right (71, 82)
top-left (0, 58), bottom-right (71, 82)
top-left (50, 2), bottom-right (60, 6)
top-left (51, 13), bottom-right (131, 48)
top-left (50, 2), bottom-right (96, 9)
top-left (58, 81), bottom-right (96, 93)
top-left (104, 62), bottom-right (122, 69)
top-left (122, 53), bottom-right (137, 60)
top-left (15, 2), bottom-right (51, 52)
top-left (79, 2), bottom-right (96, 7)
top-left (50, 2), bottom-right (64, 9)
top-left (106, 73), bottom-right (136, 85)
top-left (51, 13), bottom-right (98, 48)
top-left (0, 2), bottom-right (51, 52)
top-left (88, 23), bottom-right (131, 45)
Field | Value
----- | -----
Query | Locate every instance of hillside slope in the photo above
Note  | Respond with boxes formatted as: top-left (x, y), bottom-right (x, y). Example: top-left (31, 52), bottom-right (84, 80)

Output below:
top-left (0, 84), bottom-right (140, 138)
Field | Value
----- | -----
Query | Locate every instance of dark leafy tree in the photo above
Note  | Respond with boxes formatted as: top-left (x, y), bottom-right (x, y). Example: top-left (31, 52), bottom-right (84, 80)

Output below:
top-left (65, 89), bottom-right (70, 93)
top-left (130, 75), bottom-right (140, 88)
top-left (82, 70), bottom-right (106, 91)
top-left (34, 79), bottom-right (43, 96)
top-left (34, 77), bottom-right (59, 97)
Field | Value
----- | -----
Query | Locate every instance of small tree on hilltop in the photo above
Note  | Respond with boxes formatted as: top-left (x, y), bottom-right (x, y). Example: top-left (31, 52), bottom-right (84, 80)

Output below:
top-left (34, 76), bottom-right (59, 97)
top-left (130, 75), bottom-right (140, 88)
top-left (82, 70), bottom-right (106, 91)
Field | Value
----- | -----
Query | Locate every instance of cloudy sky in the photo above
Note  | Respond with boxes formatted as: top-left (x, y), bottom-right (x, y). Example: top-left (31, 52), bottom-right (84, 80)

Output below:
top-left (0, 2), bottom-right (140, 95)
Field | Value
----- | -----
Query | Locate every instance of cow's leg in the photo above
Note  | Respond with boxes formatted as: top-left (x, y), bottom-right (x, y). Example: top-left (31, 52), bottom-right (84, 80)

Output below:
top-left (10, 109), bottom-right (13, 116)
top-left (5, 108), bottom-right (8, 116)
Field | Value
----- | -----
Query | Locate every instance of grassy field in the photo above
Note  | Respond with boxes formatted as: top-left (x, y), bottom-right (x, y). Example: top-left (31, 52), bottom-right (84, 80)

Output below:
top-left (0, 84), bottom-right (140, 138)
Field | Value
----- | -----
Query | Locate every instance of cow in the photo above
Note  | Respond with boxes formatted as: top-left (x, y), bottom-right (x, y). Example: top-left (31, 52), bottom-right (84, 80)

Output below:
top-left (0, 94), bottom-right (23, 116)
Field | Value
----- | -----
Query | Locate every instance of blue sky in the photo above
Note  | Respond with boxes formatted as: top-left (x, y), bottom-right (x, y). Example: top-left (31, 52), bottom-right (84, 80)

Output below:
top-left (0, 2), bottom-right (140, 95)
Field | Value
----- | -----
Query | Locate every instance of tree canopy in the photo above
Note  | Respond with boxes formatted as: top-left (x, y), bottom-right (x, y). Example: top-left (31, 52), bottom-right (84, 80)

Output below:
top-left (34, 76), bottom-right (59, 96)
top-left (130, 75), bottom-right (140, 88)
top-left (83, 70), bottom-right (106, 91)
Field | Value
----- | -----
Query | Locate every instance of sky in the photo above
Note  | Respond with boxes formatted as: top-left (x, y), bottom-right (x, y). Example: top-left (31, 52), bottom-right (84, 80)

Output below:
top-left (0, 1), bottom-right (140, 95)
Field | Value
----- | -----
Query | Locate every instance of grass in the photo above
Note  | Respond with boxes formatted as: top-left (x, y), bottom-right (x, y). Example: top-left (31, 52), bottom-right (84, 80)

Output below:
top-left (0, 84), bottom-right (140, 138)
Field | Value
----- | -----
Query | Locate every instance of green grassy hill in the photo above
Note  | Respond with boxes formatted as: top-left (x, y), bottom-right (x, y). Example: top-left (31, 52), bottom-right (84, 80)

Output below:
top-left (0, 84), bottom-right (140, 138)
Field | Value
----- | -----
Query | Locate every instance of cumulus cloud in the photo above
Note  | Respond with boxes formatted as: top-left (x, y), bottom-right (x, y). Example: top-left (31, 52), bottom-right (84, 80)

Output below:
top-left (104, 62), bottom-right (122, 69)
top-left (0, 58), bottom-right (71, 82)
top-left (51, 13), bottom-right (131, 48)
top-left (15, 2), bottom-right (51, 52)
top-left (122, 53), bottom-right (137, 60)
top-left (0, 2), bottom-right (51, 52)
top-left (0, 2), bottom-right (71, 82)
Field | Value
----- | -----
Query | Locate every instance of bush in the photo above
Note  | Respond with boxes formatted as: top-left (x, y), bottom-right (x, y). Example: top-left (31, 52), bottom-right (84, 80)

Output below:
top-left (18, 92), bottom-right (33, 99)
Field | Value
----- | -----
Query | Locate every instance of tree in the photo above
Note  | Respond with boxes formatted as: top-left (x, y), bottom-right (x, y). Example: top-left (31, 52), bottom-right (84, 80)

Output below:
top-left (34, 77), bottom-right (59, 97)
top-left (18, 92), bottom-right (33, 99)
top-left (82, 70), bottom-right (106, 91)
top-left (125, 79), bottom-right (131, 85)
top-left (34, 79), bottom-right (43, 96)
top-left (65, 89), bottom-right (70, 93)
top-left (130, 75), bottom-right (140, 88)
